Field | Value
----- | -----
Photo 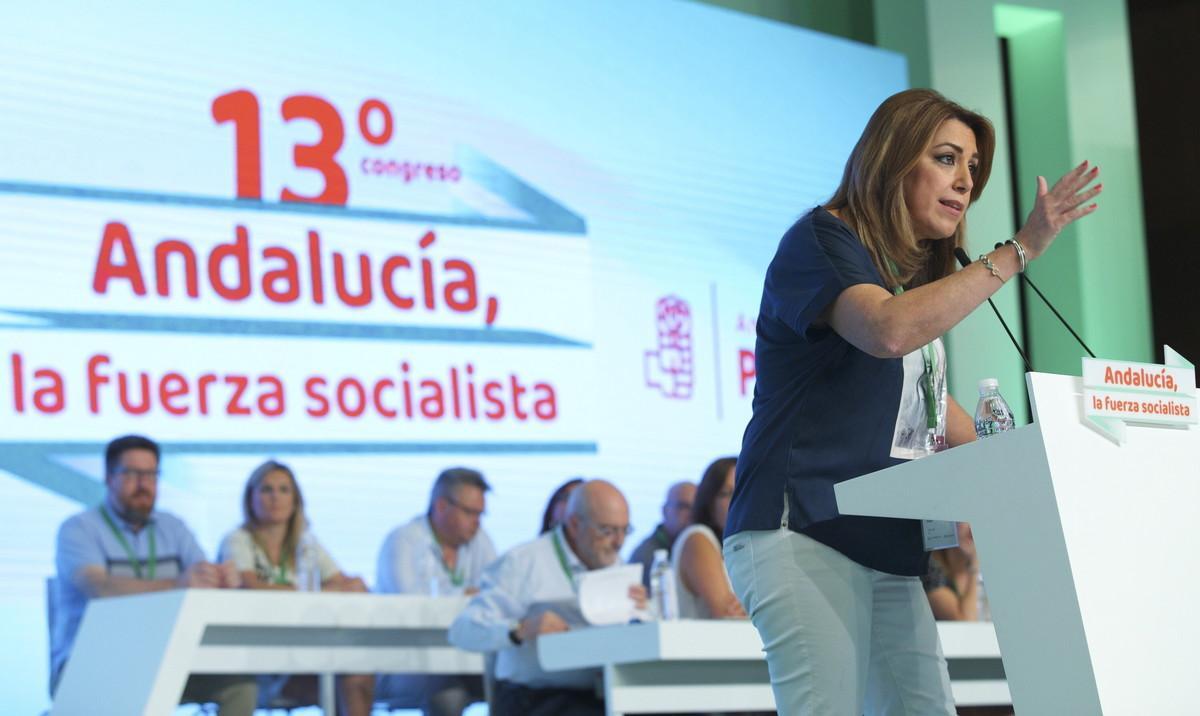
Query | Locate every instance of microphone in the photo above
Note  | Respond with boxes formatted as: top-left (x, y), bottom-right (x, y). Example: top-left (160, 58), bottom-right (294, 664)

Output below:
top-left (993, 242), bottom-right (1096, 358)
top-left (954, 247), bottom-right (1033, 372)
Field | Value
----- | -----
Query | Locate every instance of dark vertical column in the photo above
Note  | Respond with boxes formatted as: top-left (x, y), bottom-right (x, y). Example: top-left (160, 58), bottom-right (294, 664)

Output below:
top-left (998, 37), bottom-right (1034, 370)
top-left (1127, 0), bottom-right (1200, 362)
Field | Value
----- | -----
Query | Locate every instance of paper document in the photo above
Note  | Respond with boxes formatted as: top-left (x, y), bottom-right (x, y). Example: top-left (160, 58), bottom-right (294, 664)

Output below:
top-left (577, 563), bottom-right (644, 625)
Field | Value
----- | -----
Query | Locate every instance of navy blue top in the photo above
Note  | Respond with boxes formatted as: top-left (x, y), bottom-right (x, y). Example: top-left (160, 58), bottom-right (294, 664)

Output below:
top-left (727, 207), bottom-right (929, 576)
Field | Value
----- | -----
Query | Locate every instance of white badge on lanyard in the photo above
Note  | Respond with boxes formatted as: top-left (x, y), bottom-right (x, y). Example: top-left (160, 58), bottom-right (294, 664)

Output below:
top-left (889, 272), bottom-right (959, 553)
top-left (922, 519), bottom-right (958, 551)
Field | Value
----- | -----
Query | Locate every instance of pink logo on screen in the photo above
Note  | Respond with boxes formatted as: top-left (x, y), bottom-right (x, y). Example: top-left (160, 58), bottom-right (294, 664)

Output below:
top-left (644, 296), bottom-right (693, 400)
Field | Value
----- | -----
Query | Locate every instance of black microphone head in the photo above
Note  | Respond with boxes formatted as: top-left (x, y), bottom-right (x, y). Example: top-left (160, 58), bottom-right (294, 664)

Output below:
top-left (953, 247), bottom-right (972, 268)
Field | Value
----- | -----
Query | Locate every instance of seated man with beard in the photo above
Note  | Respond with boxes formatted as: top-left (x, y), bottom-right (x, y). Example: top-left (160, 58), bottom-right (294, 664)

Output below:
top-left (51, 434), bottom-right (255, 715)
top-left (448, 480), bottom-right (643, 716)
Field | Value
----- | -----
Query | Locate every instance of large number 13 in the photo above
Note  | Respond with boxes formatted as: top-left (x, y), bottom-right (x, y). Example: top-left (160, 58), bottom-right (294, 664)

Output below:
top-left (212, 90), bottom-right (349, 206)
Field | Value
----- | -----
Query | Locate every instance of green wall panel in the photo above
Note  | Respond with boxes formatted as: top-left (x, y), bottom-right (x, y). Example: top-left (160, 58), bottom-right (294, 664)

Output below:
top-left (697, 0), bottom-right (1152, 422)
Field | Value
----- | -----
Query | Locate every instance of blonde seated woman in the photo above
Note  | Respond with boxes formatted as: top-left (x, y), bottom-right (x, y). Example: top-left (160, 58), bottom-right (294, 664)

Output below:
top-left (672, 457), bottom-right (747, 619)
top-left (217, 460), bottom-right (374, 716)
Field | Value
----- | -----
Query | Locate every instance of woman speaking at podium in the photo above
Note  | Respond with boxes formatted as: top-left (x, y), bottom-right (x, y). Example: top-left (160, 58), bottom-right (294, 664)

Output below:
top-left (722, 88), bottom-right (1100, 715)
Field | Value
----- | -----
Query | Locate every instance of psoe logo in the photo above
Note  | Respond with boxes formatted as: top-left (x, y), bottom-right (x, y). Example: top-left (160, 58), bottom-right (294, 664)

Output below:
top-left (644, 296), bottom-right (693, 400)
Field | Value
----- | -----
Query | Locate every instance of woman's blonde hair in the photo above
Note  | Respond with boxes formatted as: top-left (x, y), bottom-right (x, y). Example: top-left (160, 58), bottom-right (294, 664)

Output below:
top-left (242, 459), bottom-right (307, 567)
top-left (826, 89), bottom-right (996, 290)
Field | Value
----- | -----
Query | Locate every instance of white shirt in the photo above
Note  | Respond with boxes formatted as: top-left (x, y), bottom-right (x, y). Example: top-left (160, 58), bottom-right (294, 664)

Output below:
top-left (218, 527), bottom-right (339, 585)
top-left (376, 514), bottom-right (496, 595)
top-left (447, 527), bottom-right (596, 689)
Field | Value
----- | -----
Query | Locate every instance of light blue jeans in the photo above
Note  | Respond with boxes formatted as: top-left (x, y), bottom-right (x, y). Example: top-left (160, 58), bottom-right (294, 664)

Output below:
top-left (724, 524), bottom-right (955, 715)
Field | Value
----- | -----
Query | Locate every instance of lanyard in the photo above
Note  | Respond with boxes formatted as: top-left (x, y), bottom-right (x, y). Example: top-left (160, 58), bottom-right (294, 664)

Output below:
top-left (250, 533), bottom-right (289, 584)
top-left (271, 552), bottom-right (289, 585)
top-left (100, 505), bottom-right (156, 580)
top-left (429, 519), bottom-right (464, 587)
top-left (890, 270), bottom-right (940, 431)
top-left (550, 530), bottom-right (578, 592)
top-left (917, 340), bottom-right (939, 431)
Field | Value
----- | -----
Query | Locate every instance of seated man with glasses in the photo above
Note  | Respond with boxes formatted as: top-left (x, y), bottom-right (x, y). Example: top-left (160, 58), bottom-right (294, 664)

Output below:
top-left (628, 480), bottom-right (696, 588)
top-left (375, 466), bottom-right (497, 715)
top-left (51, 434), bottom-right (255, 714)
top-left (449, 479), bottom-right (646, 716)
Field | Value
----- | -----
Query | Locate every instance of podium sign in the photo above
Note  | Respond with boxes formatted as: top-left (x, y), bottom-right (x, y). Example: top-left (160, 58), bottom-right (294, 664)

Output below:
top-left (835, 372), bottom-right (1200, 714)
top-left (1082, 346), bottom-right (1197, 443)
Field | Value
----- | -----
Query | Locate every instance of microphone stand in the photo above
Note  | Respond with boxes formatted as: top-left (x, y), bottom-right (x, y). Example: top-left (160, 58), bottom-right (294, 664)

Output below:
top-left (993, 242), bottom-right (1096, 358)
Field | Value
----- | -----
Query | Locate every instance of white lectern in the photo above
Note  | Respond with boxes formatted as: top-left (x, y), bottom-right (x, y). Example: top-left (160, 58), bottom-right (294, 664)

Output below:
top-left (51, 591), bottom-right (479, 716)
top-left (835, 372), bottom-right (1199, 715)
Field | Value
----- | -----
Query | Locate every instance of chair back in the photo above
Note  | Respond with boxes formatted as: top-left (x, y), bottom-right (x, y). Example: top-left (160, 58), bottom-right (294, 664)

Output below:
top-left (45, 576), bottom-right (59, 698)
top-left (483, 651), bottom-right (498, 710)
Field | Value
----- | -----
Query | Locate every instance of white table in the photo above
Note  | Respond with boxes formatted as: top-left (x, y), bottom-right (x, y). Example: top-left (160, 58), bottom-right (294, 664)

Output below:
top-left (539, 620), bottom-right (1007, 715)
top-left (51, 590), bottom-right (482, 716)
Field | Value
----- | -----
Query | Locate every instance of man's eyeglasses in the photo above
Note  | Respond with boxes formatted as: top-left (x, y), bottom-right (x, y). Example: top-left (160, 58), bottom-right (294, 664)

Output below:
top-left (445, 497), bottom-right (486, 519)
top-left (115, 467), bottom-right (160, 482)
top-left (588, 521), bottom-right (633, 539)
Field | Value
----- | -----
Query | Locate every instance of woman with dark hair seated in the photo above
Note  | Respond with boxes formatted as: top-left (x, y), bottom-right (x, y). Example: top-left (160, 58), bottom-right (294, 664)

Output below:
top-left (672, 457), bottom-right (746, 619)
top-left (923, 521), bottom-right (981, 621)
top-left (218, 460), bottom-right (374, 716)
top-left (539, 477), bottom-right (583, 534)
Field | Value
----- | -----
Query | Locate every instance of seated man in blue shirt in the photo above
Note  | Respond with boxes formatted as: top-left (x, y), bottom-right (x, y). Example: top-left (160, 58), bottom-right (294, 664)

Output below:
top-left (376, 467), bottom-right (497, 715)
top-left (51, 434), bottom-right (255, 715)
top-left (448, 480), bottom-right (645, 716)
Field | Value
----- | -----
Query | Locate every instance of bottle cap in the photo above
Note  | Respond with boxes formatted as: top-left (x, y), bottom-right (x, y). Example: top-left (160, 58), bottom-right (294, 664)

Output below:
top-left (978, 378), bottom-right (999, 394)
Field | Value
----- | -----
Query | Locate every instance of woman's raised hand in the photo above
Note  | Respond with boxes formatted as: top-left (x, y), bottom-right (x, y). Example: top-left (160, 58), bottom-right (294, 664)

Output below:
top-left (1015, 160), bottom-right (1102, 261)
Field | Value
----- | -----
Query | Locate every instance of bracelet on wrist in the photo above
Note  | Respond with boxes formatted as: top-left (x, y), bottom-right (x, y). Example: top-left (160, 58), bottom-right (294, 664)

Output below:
top-left (977, 254), bottom-right (1002, 280)
top-left (1005, 238), bottom-right (1027, 273)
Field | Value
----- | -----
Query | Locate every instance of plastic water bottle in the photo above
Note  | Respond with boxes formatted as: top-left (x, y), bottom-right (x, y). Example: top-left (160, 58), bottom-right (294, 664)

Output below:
top-left (650, 549), bottom-right (678, 621)
top-left (972, 378), bottom-right (1012, 622)
top-left (974, 378), bottom-right (1016, 438)
top-left (976, 570), bottom-right (991, 621)
top-left (295, 532), bottom-right (321, 592)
